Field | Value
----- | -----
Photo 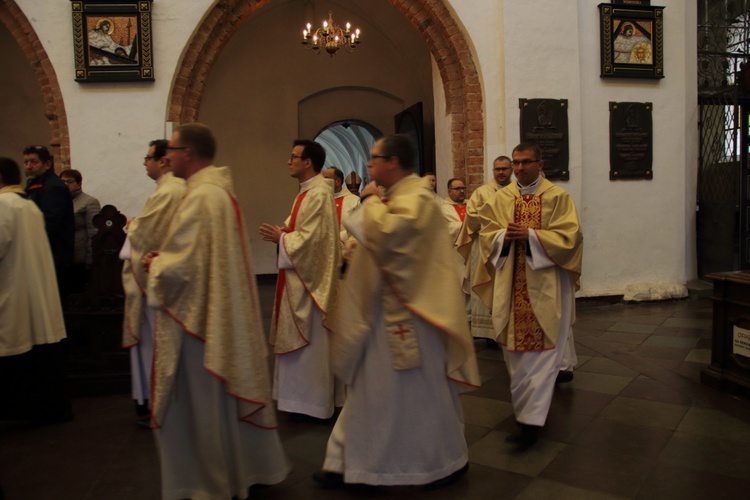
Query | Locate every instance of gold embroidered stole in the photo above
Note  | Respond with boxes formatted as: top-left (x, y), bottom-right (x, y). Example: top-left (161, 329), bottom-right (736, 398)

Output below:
top-left (511, 194), bottom-right (544, 351)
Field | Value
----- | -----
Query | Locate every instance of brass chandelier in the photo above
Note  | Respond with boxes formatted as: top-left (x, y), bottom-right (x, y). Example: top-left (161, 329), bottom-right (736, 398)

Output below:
top-left (302, 11), bottom-right (361, 57)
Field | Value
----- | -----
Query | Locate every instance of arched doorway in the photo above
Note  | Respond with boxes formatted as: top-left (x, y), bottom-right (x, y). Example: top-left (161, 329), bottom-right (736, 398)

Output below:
top-left (167, 0), bottom-right (484, 187)
top-left (0, 1), bottom-right (69, 170)
top-left (316, 120), bottom-right (380, 193)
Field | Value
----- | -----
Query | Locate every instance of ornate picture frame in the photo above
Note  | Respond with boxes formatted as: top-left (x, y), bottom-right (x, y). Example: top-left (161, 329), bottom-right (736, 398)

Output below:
top-left (71, 0), bottom-right (154, 83)
top-left (599, 3), bottom-right (664, 80)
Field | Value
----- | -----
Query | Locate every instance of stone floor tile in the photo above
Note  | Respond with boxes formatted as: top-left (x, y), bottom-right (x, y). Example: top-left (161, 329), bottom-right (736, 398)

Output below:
top-left (468, 430), bottom-right (566, 476)
top-left (577, 357), bottom-right (640, 378)
top-left (539, 445), bottom-right (653, 498)
top-left (598, 331), bottom-right (649, 345)
top-left (515, 478), bottom-right (628, 500)
top-left (600, 397), bottom-right (689, 430)
top-left (618, 377), bottom-right (694, 406)
top-left (636, 464), bottom-right (750, 500)
top-left (658, 431), bottom-right (750, 480)
top-left (460, 395), bottom-right (514, 429)
top-left (676, 406), bottom-right (750, 443)
top-left (684, 349), bottom-right (711, 363)
top-left (606, 322), bottom-right (658, 335)
top-left (661, 317), bottom-right (713, 330)
top-left (570, 418), bottom-right (672, 460)
top-left (641, 335), bottom-right (698, 349)
top-left (563, 371), bottom-right (633, 396)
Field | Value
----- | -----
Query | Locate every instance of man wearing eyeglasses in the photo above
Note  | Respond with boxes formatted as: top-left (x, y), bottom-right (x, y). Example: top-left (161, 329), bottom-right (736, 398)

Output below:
top-left (120, 139), bottom-right (185, 427)
top-left (474, 143), bottom-right (583, 451)
top-left (457, 156), bottom-right (513, 341)
top-left (259, 140), bottom-right (342, 421)
top-left (442, 178), bottom-right (468, 287)
top-left (314, 134), bottom-right (480, 489)
top-left (22, 145), bottom-right (75, 296)
top-left (143, 124), bottom-right (290, 498)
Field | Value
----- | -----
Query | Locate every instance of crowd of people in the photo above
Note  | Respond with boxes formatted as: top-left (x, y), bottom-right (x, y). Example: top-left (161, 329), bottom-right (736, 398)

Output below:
top-left (0, 126), bottom-right (583, 499)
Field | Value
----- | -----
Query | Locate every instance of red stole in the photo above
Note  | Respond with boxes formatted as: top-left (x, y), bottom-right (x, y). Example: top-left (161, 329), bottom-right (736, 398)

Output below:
top-left (452, 203), bottom-right (466, 222)
top-left (334, 197), bottom-right (344, 227)
top-left (274, 190), bottom-right (309, 329)
top-left (511, 194), bottom-right (544, 351)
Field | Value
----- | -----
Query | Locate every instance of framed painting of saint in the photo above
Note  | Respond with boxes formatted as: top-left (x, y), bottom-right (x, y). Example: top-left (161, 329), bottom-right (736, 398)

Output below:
top-left (71, 1), bottom-right (154, 83)
top-left (599, 3), bottom-right (664, 79)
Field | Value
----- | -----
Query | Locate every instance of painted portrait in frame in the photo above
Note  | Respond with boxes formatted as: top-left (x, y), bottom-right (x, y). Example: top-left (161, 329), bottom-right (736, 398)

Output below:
top-left (599, 3), bottom-right (664, 79)
top-left (71, 1), bottom-right (154, 83)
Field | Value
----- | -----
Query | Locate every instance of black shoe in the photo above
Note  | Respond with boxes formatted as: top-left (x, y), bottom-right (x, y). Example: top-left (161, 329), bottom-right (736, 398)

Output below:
top-left (555, 370), bottom-right (574, 384)
top-left (312, 471), bottom-right (345, 489)
top-left (136, 418), bottom-right (151, 430)
top-left (505, 423), bottom-right (540, 452)
top-left (423, 463), bottom-right (469, 491)
top-left (485, 338), bottom-right (500, 350)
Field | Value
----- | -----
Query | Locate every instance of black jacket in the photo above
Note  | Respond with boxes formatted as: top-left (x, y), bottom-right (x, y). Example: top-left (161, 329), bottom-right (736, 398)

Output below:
top-left (26, 169), bottom-right (75, 270)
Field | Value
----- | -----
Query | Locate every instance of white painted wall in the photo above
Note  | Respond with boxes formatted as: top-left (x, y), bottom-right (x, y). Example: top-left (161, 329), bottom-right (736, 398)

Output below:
top-left (442, 0), bottom-right (697, 296)
top-left (8, 0), bottom-right (698, 296)
top-left (14, 0), bottom-right (214, 219)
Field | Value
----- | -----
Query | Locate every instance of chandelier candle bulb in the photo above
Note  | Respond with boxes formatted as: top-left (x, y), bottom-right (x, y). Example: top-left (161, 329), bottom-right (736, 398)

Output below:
top-left (301, 10), bottom-right (361, 57)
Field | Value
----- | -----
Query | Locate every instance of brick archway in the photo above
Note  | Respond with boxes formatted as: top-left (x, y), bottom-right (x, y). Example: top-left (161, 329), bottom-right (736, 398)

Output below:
top-left (167, 0), bottom-right (484, 188)
top-left (0, 2), bottom-right (69, 171)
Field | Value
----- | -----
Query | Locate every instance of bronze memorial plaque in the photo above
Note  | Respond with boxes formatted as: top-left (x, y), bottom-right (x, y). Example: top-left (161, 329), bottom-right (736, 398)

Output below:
top-left (519, 98), bottom-right (569, 181)
top-left (609, 101), bottom-right (653, 180)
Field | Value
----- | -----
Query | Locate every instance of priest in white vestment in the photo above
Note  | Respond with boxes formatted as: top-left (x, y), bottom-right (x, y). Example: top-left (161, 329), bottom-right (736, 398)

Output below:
top-left (145, 124), bottom-right (290, 499)
top-left (120, 139), bottom-right (185, 423)
top-left (323, 166), bottom-right (360, 255)
top-left (475, 143), bottom-right (582, 450)
top-left (0, 157), bottom-right (72, 424)
top-left (442, 177), bottom-right (468, 286)
top-left (457, 156), bottom-right (512, 340)
top-left (259, 140), bottom-right (342, 419)
top-left (315, 135), bottom-right (481, 489)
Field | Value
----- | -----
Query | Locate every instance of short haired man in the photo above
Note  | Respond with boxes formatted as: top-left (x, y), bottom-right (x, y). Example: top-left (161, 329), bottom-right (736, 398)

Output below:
top-left (59, 169), bottom-right (101, 290)
top-left (259, 140), bottom-right (342, 420)
top-left (457, 155), bottom-right (513, 340)
top-left (120, 139), bottom-right (186, 426)
top-left (474, 143), bottom-right (583, 450)
top-left (23, 145), bottom-right (74, 295)
top-left (442, 178), bottom-right (468, 286)
top-left (322, 166), bottom-right (360, 253)
top-left (442, 178), bottom-right (467, 242)
top-left (315, 134), bottom-right (480, 489)
top-left (143, 124), bottom-right (290, 497)
top-left (0, 157), bottom-right (72, 425)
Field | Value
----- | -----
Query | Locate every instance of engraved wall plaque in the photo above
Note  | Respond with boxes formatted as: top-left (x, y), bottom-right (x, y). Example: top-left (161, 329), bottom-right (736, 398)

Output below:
top-left (609, 101), bottom-right (653, 180)
top-left (519, 98), bottom-right (569, 181)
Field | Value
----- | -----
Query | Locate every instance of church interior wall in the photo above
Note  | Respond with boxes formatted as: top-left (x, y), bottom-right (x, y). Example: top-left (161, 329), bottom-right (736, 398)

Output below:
top-left (199, 0), bottom-right (434, 274)
top-left (4, 0), bottom-right (699, 297)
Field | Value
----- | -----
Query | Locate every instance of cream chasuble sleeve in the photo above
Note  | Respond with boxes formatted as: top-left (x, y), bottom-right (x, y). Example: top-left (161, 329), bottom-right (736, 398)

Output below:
top-left (334, 175), bottom-right (480, 389)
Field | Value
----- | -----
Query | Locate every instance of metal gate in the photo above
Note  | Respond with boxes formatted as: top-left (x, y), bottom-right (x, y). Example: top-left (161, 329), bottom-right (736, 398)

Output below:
top-left (697, 1), bottom-right (750, 276)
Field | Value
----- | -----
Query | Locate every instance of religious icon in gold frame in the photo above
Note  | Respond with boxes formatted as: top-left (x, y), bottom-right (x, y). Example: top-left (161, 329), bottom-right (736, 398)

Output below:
top-left (599, 3), bottom-right (664, 80)
top-left (71, 0), bottom-right (154, 83)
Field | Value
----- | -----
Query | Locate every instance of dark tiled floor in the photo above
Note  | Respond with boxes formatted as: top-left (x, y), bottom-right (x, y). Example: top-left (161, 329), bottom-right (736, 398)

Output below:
top-left (2, 290), bottom-right (750, 499)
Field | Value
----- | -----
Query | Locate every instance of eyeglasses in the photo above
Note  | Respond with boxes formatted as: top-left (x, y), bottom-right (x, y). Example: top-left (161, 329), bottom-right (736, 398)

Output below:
top-left (510, 159), bottom-right (540, 167)
top-left (62, 179), bottom-right (78, 185)
top-left (449, 187), bottom-right (466, 191)
top-left (290, 154), bottom-right (308, 161)
top-left (370, 155), bottom-right (391, 160)
top-left (144, 156), bottom-right (156, 161)
top-left (166, 146), bottom-right (189, 151)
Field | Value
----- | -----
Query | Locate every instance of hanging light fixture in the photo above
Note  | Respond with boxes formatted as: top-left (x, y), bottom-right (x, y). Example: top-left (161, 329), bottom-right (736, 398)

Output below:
top-left (302, 10), bottom-right (361, 57)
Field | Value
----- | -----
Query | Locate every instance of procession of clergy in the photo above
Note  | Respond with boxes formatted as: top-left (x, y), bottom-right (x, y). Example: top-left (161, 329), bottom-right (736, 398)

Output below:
top-left (2, 122), bottom-right (582, 499)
